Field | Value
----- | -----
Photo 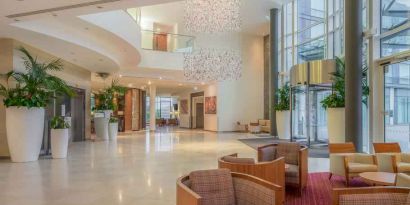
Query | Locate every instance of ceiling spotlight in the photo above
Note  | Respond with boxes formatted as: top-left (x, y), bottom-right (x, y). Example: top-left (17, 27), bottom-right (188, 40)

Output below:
top-left (128, 83), bottom-right (133, 87)
top-left (148, 81), bottom-right (152, 85)
top-left (159, 77), bottom-right (163, 80)
top-left (119, 74), bottom-right (122, 78)
top-left (178, 83), bottom-right (183, 86)
top-left (194, 86), bottom-right (198, 90)
top-left (201, 82), bottom-right (205, 85)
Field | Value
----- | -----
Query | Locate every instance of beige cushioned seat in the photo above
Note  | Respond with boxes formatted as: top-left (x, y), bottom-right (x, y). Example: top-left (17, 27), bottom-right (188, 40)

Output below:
top-left (348, 163), bottom-right (378, 173)
top-left (222, 156), bottom-right (255, 165)
top-left (397, 163), bottom-right (410, 173)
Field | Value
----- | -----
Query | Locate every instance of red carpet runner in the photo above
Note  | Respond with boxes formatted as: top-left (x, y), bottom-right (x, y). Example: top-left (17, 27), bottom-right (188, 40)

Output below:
top-left (285, 172), bottom-right (369, 205)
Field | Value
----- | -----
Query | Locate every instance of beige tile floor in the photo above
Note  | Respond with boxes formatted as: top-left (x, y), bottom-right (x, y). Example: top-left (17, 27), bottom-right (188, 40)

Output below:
top-left (0, 128), bottom-right (329, 205)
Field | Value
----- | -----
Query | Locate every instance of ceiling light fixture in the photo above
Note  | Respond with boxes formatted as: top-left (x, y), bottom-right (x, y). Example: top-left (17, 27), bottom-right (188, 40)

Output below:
top-left (184, 0), bottom-right (241, 33)
top-left (183, 48), bottom-right (242, 81)
top-left (148, 81), bottom-right (152, 85)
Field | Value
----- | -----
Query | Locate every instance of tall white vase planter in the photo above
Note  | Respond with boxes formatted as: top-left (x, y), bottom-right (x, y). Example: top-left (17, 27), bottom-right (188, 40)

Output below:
top-left (276, 110), bottom-right (291, 139)
top-left (6, 107), bottom-right (45, 162)
top-left (50, 129), bottom-right (69, 159)
top-left (94, 110), bottom-right (112, 140)
top-left (327, 107), bottom-right (345, 143)
top-left (108, 122), bottom-right (118, 140)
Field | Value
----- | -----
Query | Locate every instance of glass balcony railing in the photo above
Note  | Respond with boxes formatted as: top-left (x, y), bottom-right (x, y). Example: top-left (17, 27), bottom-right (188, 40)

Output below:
top-left (140, 30), bottom-right (194, 53)
top-left (126, 8), bottom-right (194, 53)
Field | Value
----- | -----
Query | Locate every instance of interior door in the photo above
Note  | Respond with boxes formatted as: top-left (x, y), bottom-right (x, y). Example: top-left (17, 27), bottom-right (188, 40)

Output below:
top-left (153, 33), bottom-right (168, 51)
top-left (196, 103), bottom-right (204, 129)
top-left (384, 60), bottom-right (410, 152)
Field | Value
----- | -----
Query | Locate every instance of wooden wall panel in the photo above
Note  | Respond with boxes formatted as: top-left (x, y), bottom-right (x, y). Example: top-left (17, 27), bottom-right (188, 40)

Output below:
top-left (124, 90), bottom-right (133, 131)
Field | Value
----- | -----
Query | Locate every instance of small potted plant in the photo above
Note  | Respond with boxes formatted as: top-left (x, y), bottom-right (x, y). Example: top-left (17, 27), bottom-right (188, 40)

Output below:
top-left (274, 83), bottom-right (291, 139)
top-left (108, 116), bottom-right (119, 140)
top-left (50, 116), bottom-right (70, 159)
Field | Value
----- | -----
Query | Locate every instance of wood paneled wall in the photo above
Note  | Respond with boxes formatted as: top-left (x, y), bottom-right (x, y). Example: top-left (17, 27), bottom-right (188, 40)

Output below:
top-left (124, 89), bottom-right (144, 131)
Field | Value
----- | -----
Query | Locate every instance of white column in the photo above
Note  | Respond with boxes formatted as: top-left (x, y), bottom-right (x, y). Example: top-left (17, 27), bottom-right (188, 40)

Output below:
top-left (149, 85), bottom-right (156, 131)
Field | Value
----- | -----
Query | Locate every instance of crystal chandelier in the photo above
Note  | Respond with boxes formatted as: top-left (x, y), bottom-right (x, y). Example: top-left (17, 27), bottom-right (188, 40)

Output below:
top-left (183, 48), bottom-right (242, 81)
top-left (184, 0), bottom-right (241, 33)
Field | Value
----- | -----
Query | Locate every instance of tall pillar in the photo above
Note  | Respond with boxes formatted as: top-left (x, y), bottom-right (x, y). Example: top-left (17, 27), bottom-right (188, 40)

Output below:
top-left (0, 39), bottom-right (14, 157)
top-left (344, 0), bottom-right (363, 151)
top-left (270, 8), bottom-right (280, 136)
top-left (149, 85), bottom-right (156, 131)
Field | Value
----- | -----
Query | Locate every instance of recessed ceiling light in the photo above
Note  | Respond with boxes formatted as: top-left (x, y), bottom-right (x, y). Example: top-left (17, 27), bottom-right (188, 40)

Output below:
top-left (201, 82), bottom-right (205, 85)
top-left (194, 86), bottom-right (198, 90)
top-left (178, 83), bottom-right (183, 86)
top-left (14, 19), bottom-right (20, 22)
top-left (119, 74), bottom-right (122, 78)
top-left (148, 81), bottom-right (152, 85)
top-left (97, 6), bottom-right (103, 9)
top-left (128, 83), bottom-right (133, 87)
top-left (52, 13), bottom-right (58, 17)
top-left (159, 77), bottom-right (163, 80)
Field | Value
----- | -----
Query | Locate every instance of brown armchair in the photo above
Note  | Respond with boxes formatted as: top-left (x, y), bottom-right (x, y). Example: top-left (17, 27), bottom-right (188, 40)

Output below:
top-left (373, 143), bottom-right (410, 174)
top-left (176, 168), bottom-right (284, 205)
top-left (257, 142), bottom-right (308, 191)
top-left (218, 153), bottom-right (285, 199)
top-left (332, 187), bottom-right (410, 205)
top-left (329, 143), bottom-right (378, 186)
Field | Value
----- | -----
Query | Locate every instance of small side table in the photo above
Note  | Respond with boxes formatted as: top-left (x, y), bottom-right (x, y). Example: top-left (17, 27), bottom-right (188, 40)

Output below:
top-left (359, 172), bottom-right (396, 186)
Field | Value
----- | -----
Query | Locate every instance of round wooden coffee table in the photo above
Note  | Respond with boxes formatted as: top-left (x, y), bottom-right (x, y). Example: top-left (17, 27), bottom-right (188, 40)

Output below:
top-left (359, 172), bottom-right (396, 186)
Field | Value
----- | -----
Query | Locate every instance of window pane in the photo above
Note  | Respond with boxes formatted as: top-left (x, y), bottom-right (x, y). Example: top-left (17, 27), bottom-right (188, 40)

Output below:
top-left (381, 0), bottom-right (410, 32)
top-left (381, 28), bottom-right (410, 57)
top-left (296, 0), bottom-right (325, 32)
top-left (297, 23), bottom-right (325, 44)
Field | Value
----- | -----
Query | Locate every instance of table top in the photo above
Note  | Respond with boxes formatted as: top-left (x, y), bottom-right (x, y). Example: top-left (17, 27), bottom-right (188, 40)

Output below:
top-left (359, 172), bottom-right (396, 186)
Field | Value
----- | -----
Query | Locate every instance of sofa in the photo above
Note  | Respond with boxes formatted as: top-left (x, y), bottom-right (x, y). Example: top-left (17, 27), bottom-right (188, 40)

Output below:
top-left (332, 187), bottom-right (410, 205)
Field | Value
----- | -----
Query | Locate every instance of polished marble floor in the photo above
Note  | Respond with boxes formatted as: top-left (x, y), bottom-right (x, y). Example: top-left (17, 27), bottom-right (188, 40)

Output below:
top-left (0, 128), bottom-right (329, 205)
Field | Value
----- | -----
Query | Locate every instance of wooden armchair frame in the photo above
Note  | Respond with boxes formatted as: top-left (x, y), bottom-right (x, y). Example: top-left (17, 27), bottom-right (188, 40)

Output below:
top-left (332, 187), bottom-right (410, 205)
top-left (176, 172), bottom-right (284, 205)
top-left (257, 143), bottom-right (308, 191)
top-left (373, 142), bottom-right (405, 173)
top-left (218, 153), bottom-right (285, 198)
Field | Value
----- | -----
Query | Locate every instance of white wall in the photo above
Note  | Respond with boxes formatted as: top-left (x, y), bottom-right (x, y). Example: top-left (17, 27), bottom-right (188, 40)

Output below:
top-left (216, 34), bottom-right (264, 131)
top-left (178, 91), bottom-right (191, 128)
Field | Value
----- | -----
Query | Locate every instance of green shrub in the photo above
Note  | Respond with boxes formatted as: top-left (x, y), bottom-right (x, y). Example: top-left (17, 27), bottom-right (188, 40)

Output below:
top-left (0, 47), bottom-right (74, 108)
top-left (274, 83), bottom-right (290, 111)
top-left (109, 117), bottom-right (119, 123)
top-left (50, 116), bottom-right (70, 129)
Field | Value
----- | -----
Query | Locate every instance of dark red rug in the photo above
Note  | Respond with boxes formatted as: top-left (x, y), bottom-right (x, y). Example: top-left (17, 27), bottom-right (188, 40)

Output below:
top-left (285, 172), bottom-right (369, 205)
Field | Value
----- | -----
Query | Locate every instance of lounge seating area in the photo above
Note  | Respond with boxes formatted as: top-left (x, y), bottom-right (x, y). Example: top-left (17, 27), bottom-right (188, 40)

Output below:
top-left (177, 142), bottom-right (410, 205)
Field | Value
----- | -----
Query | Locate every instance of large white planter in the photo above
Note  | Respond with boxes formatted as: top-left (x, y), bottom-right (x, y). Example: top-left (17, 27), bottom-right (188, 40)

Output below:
top-left (327, 107), bottom-right (345, 143)
top-left (50, 129), bottom-right (69, 159)
top-left (94, 110), bottom-right (112, 140)
top-left (276, 110), bottom-right (291, 139)
top-left (108, 122), bottom-right (118, 140)
top-left (6, 107), bottom-right (45, 162)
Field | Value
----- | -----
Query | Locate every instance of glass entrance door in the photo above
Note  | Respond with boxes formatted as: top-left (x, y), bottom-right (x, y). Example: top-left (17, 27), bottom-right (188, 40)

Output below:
top-left (384, 60), bottom-right (410, 152)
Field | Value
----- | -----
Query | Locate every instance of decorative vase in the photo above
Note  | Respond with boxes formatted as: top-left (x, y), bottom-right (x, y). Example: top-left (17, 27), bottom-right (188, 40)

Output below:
top-left (6, 107), bottom-right (45, 162)
top-left (50, 128), bottom-right (69, 159)
top-left (276, 110), bottom-right (291, 139)
top-left (327, 107), bottom-right (345, 143)
top-left (108, 122), bottom-right (118, 140)
top-left (94, 110), bottom-right (112, 140)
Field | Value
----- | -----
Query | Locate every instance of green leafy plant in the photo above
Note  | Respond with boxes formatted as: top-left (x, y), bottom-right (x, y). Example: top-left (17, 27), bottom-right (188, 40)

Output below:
top-left (95, 79), bottom-right (126, 111)
top-left (274, 83), bottom-right (290, 111)
top-left (0, 47), bottom-right (75, 108)
top-left (50, 116), bottom-right (70, 129)
top-left (109, 117), bottom-right (119, 123)
top-left (321, 56), bottom-right (370, 109)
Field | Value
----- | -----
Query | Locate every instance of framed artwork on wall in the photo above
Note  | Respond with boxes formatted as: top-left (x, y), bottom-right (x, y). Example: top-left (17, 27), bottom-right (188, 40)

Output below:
top-left (180, 99), bottom-right (189, 114)
top-left (205, 96), bottom-right (217, 114)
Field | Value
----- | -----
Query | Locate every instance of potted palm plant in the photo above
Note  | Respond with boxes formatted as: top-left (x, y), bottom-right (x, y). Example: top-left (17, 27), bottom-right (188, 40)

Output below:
top-left (108, 117), bottom-right (119, 140)
top-left (50, 116), bottom-right (70, 159)
top-left (274, 83), bottom-right (291, 139)
top-left (0, 47), bottom-right (74, 162)
top-left (94, 80), bottom-right (125, 140)
top-left (321, 57), bottom-right (369, 143)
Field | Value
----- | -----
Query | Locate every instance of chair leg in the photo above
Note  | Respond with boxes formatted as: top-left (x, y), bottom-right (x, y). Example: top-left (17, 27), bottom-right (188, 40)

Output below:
top-left (329, 173), bottom-right (333, 180)
top-left (345, 176), bottom-right (350, 187)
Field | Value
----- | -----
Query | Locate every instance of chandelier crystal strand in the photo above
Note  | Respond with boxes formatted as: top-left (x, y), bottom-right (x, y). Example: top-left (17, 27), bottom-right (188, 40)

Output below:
top-left (183, 48), bottom-right (242, 81)
top-left (184, 0), bottom-right (241, 33)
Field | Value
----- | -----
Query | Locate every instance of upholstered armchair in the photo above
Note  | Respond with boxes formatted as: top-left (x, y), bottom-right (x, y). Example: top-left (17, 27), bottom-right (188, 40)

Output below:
top-left (374, 143), bottom-right (410, 174)
top-left (258, 120), bottom-right (271, 133)
top-left (176, 168), bottom-right (284, 205)
top-left (257, 142), bottom-right (308, 191)
top-left (248, 122), bottom-right (261, 133)
top-left (329, 143), bottom-right (378, 186)
top-left (332, 187), bottom-right (410, 205)
top-left (218, 153), bottom-right (285, 198)
top-left (397, 173), bottom-right (410, 188)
